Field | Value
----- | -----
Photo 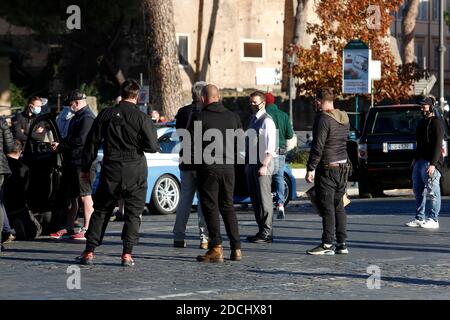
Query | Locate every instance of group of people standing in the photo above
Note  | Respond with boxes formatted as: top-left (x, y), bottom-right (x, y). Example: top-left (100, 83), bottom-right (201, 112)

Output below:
top-left (2, 78), bottom-right (442, 264)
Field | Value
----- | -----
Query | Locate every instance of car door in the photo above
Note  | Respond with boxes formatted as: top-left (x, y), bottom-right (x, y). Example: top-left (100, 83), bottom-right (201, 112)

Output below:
top-left (22, 114), bottom-right (64, 213)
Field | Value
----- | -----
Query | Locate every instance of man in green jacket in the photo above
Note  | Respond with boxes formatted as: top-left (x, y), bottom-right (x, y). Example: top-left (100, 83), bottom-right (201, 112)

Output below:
top-left (265, 93), bottom-right (294, 219)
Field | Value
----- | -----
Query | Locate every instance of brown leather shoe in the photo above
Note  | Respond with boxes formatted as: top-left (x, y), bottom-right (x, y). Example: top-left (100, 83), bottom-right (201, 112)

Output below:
top-left (230, 249), bottom-right (242, 261)
top-left (196, 245), bottom-right (224, 263)
top-left (199, 240), bottom-right (209, 250)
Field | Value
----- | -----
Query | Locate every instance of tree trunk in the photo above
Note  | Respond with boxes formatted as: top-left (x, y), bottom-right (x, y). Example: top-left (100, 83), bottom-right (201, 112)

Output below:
top-left (143, 0), bottom-right (183, 120)
top-left (293, 0), bottom-right (311, 47)
top-left (401, 0), bottom-right (420, 64)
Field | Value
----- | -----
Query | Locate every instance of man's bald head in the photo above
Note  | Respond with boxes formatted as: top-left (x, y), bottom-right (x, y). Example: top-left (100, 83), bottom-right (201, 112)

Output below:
top-left (201, 84), bottom-right (221, 106)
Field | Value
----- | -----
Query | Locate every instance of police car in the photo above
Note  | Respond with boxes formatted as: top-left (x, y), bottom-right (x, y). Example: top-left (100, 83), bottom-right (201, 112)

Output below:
top-left (95, 125), bottom-right (297, 215)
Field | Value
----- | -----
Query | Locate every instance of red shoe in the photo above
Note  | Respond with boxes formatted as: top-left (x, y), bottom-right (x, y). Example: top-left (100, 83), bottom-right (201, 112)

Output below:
top-left (75, 251), bottom-right (94, 265)
top-left (50, 229), bottom-right (69, 239)
top-left (121, 254), bottom-right (135, 267)
top-left (71, 228), bottom-right (87, 241)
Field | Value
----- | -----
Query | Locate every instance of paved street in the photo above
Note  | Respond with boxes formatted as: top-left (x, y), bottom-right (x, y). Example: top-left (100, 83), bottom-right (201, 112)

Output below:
top-left (1, 196), bottom-right (450, 300)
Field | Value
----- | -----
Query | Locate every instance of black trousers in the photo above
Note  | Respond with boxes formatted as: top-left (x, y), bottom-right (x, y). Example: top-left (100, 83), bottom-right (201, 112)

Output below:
top-left (315, 164), bottom-right (350, 244)
top-left (197, 167), bottom-right (241, 250)
top-left (85, 158), bottom-right (147, 254)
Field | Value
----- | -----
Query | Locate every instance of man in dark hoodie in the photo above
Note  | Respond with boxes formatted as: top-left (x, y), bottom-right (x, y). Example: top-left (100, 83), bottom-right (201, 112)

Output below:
top-left (305, 87), bottom-right (350, 255)
top-left (193, 84), bottom-right (243, 263)
top-left (405, 96), bottom-right (444, 230)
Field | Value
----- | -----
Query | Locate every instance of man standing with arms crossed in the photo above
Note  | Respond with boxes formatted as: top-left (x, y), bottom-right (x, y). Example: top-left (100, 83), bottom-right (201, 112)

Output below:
top-left (77, 79), bottom-right (159, 266)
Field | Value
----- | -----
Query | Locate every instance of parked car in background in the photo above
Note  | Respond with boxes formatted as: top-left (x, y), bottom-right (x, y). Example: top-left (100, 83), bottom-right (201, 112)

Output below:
top-left (348, 104), bottom-right (450, 198)
top-left (95, 126), bottom-right (297, 215)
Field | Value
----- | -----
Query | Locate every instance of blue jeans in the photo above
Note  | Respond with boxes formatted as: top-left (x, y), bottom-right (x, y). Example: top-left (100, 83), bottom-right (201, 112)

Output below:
top-left (274, 155), bottom-right (286, 206)
top-left (412, 160), bottom-right (441, 222)
top-left (173, 170), bottom-right (208, 241)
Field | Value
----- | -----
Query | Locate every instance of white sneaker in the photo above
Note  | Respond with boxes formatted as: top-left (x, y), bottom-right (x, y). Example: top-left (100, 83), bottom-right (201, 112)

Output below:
top-left (421, 219), bottom-right (439, 229)
top-left (405, 219), bottom-right (425, 227)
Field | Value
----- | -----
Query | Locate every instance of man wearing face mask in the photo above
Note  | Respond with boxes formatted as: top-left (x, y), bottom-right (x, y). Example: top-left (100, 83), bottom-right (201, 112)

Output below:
top-left (12, 96), bottom-right (46, 145)
top-left (245, 91), bottom-right (278, 244)
top-left (406, 97), bottom-right (444, 229)
top-left (50, 90), bottom-right (96, 241)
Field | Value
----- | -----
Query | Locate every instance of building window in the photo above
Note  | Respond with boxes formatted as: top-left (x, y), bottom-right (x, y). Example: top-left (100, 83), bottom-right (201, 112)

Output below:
top-left (176, 34), bottom-right (189, 66)
top-left (418, 0), bottom-right (428, 20)
top-left (241, 39), bottom-right (264, 62)
top-left (416, 43), bottom-right (424, 68)
top-left (432, 0), bottom-right (439, 21)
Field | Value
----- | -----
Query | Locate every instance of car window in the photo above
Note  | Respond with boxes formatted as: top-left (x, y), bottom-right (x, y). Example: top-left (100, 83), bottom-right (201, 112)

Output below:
top-left (158, 132), bottom-right (181, 154)
top-left (370, 109), bottom-right (422, 135)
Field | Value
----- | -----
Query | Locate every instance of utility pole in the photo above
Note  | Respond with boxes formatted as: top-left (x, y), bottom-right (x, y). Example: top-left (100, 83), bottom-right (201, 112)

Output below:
top-left (439, 0), bottom-right (446, 110)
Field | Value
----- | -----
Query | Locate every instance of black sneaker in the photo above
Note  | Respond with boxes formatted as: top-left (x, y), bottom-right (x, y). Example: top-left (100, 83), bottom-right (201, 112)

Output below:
top-left (246, 233), bottom-right (261, 242)
top-left (251, 235), bottom-right (273, 244)
top-left (335, 243), bottom-right (349, 254)
top-left (306, 243), bottom-right (335, 255)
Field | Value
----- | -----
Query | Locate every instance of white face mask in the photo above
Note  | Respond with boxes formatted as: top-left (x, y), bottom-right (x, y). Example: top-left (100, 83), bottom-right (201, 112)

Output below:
top-left (31, 106), bottom-right (41, 115)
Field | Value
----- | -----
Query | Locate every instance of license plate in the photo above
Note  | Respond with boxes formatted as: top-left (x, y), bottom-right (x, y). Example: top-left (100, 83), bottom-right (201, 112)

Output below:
top-left (387, 143), bottom-right (415, 151)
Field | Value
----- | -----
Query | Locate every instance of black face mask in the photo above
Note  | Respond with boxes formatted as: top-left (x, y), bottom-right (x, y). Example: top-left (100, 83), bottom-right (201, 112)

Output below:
top-left (249, 105), bottom-right (259, 114)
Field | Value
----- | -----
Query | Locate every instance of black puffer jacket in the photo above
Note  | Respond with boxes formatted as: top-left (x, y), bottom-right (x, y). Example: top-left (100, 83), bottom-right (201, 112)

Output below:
top-left (0, 117), bottom-right (15, 175)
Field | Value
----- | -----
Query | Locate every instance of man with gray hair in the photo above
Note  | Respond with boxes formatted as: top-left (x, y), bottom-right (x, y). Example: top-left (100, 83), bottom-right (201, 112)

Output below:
top-left (172, 81), bottom-right (209, 249)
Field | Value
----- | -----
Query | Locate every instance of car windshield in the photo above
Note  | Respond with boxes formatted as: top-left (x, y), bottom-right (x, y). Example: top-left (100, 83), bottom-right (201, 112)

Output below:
top-left (370, 109), bottom-right (422, 135)
top-left (158, 131), bottom-right (180, 154)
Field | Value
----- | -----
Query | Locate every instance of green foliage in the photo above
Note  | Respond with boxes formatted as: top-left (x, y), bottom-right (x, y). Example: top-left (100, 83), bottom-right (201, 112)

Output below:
top-left (10, 83), bottom-right (26, 111)
top-left (286, 147), bottom-right (309, 166)
top-left (80, 82), bottom-right (99, 97)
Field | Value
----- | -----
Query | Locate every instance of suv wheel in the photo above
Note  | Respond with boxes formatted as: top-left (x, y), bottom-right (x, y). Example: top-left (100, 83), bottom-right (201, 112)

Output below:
top-left (358, 175), bottom-right (384, 198)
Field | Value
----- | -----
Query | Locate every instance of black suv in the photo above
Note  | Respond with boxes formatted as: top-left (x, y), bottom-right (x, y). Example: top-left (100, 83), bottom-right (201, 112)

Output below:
top-left (348, 104), bottom-right (450, 198)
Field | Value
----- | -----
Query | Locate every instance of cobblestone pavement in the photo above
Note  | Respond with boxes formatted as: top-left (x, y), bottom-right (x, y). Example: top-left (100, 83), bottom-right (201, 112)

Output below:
top-left (1, 196), bottom-right (450, 300)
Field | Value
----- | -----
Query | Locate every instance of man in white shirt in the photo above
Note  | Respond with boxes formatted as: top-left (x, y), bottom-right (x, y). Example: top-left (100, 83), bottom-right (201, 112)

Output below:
top-left (245, 91), bottom-right (277, 243)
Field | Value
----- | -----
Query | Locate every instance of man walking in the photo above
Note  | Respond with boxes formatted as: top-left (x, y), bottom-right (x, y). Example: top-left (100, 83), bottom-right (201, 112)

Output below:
top-left (406, 97), bottom-right (444, 229)
top-left (194, 84), bottom-right (242, 263)
top-left (76, 79), bottom-right (159, 266)
top-left (245, 91), bottom-right (277, 243)
top-left (173, 81), bottom-right (209, 249)
top-left (265, 92), bottom-right (294, 219)
top-left (305, 87), bottom-right (350, 255)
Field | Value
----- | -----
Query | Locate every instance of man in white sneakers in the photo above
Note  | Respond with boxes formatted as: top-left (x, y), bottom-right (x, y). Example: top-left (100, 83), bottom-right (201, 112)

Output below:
top-left (406, 97), bottom-right (444, 230)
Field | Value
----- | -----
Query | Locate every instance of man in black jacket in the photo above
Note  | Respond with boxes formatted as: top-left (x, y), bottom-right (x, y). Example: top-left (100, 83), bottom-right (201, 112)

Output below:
top-left (77, 79), bottom-right (159, 267)
top-left (406, 97), bottom-right (444, 229)
top-left (50, 90), bottom-right (96, 240)
top-left (12, 96), bottom-right (45, 145)
top-left (305, 87), bottom-right (350, 255)
top-left (193, 84), bottom-right (243, 263)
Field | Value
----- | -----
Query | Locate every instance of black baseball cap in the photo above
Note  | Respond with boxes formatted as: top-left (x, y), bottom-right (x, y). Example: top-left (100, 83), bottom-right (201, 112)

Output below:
top-left (420, 97), bottom-right (434, 106)
top-left (64, 90), bottom-right (87, 105)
